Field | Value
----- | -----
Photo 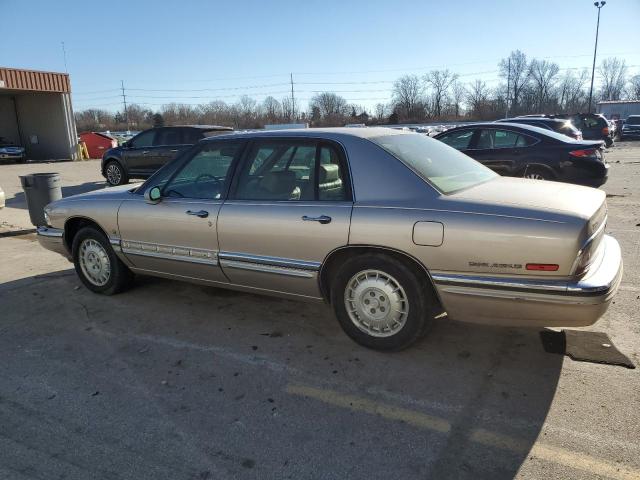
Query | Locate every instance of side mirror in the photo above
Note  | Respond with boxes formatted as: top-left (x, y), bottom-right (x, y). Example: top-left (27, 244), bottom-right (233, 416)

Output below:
top-left (144, 186), bottom-right (162, 204)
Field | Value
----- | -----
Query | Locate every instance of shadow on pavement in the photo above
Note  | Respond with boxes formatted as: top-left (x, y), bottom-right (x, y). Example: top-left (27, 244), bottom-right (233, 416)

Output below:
top-left (0, 270), bottom-right (563, 480)
top-left (5, 181), bottom-right (106, 209)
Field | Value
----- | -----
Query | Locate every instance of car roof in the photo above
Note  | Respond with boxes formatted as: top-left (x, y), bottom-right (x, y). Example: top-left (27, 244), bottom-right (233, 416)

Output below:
top-left (500, 117), bottom-right (568, 125)
top-left (157, 125), bottom-right (233, 131)
top-left (436, 122), bottom-right (555, 136)
top-left (201, 126), bottom-right (412, 142)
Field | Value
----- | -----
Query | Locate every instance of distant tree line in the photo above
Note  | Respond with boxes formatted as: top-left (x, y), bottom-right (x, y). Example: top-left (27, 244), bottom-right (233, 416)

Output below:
top-left (75, 51), bottom-right (640, 132)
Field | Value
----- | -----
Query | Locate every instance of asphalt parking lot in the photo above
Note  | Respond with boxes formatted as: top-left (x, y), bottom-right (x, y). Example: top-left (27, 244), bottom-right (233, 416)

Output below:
top-left (1, 145), bottom-right (639, 480)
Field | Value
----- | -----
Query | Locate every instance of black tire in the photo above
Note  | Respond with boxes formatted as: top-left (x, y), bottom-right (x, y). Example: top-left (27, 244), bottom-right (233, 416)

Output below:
top-left (104, 160), bottom-right (128, 186)
top-left (605, 137), bottom-right (613, 148)
top-left (330, 253), bottom-right (438, 351)
top-left (523, 166), bottom-right (553, 181)
top-left (72, 226), bottom-right (134, 295)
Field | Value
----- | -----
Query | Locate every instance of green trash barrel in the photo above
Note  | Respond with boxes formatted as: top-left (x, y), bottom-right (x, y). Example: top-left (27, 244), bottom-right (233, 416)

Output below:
top-left (19, 173), bottom-right (62, 226)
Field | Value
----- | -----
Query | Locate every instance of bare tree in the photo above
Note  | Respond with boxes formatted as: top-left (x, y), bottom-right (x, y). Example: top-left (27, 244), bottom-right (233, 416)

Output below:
top-left (499, 50), bottom-right (530, 114)
top-left (558, 69), bottom-right (588, 112)
top-left (425, 69), bottom-right (457, 118)
top-left (599, 57), bottom-right (628, 101)
top-left (374, 103), bottom-right (388, 123)
top-left (262, 96), bottom-right (282, 122)
top-left (628, 75), bottom-right (640, 100)
top-left (392, 74), bottom-right (424, 121)
top-left (309, 92), bottom-right (349, 124)
top-left (450, 80), bottom-right (466, 118)
top-left (467, 80), bottom-right (490, 119)
top-left (529, 59), bottom-right (560, 111)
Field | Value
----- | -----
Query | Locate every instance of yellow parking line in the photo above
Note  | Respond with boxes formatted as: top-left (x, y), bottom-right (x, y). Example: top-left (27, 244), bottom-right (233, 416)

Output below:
top-left (286, 384), bottom-right (640, 480)
top-left (286, 384), bottom-right (450, 433)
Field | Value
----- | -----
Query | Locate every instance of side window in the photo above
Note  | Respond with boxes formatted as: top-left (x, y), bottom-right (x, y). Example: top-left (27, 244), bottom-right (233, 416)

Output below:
top-left (154, 128), bottom-right (182, 146)
top-left (476, 130), bottom-right (494, 149)
top-left (183, 129), bottom-right (203, 144)
top-left (493, 129), bottom-right (519, 148)
top-left (439, 129), bottom-right (474, 150)
top-left (234, 140), bottom-right (349, 202)
top-left (163, 142), bottom-right (240, 200)
top-left (318, 144), bottom-right (347, 201)
top-left (130, 130), bottom-right (155, 148)
top-left (515, 134), bottom-right (537, 147)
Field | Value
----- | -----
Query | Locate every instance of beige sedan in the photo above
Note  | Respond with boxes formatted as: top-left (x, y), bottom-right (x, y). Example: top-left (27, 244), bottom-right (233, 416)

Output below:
top-left (37, 128), bottom-right (622, 350)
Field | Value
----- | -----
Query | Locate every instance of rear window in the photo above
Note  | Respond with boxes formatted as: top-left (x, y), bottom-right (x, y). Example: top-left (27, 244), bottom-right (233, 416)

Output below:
top-left (371, 133), bottom-right (497, 194)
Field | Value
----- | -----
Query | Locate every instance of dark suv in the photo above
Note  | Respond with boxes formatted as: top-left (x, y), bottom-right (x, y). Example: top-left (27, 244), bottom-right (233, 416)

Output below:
top-left (101, 125), bottom-right (232, 186)
top-left (554, 113), bottom-right (612, 147)
top-left (621, 115), bottom-right (640, 140)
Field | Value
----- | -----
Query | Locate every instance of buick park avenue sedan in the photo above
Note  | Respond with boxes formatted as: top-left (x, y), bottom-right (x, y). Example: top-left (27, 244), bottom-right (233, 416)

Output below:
top-left (37, 128), bottom-right (622, 350)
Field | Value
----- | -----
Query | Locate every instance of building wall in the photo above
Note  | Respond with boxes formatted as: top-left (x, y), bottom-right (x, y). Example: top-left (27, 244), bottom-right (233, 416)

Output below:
top-left (597, 102), bottom-right (640, 119)
top-left (0, 96), bottom-right (21, 143)
top-left (12, 92), bottom-right (77, 160)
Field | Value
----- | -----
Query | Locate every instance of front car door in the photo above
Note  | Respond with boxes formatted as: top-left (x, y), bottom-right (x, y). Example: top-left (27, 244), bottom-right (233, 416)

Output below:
top-left (217, 138), bottom-right (353, 299)
top-left (123, 129), bottom-right (157, 177)
top-left (117, 140), bottom-right (245, 283)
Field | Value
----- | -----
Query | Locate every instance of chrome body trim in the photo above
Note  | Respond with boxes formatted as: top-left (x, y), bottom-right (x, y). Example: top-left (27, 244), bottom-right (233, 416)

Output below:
top-left (36, 226), bottom-right (63, 238)
top-left (218, 251), bottom-right (321, 271)
top-left (121, 240), bottom-right (218, 266)
top-left (220, 259), bottom-right (315, 278)
top-left (433, 235), bottom-right (622, 298)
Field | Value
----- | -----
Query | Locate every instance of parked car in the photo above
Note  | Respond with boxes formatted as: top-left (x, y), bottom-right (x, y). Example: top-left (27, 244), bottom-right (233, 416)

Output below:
top-left (101, 125), bottom-right (233, 186)
top-left (0, 137), bottom-right (26, 163)
top-left (497, 117), bottom-right (582, 140)
top-left (434, 122), bottom-right (608, 187)
top-left (37, 128), bottom-right (622, 351)
top-left (621, 115), bottom-right (640, 140)
top-left (554, 113), bottom-right (613, 147)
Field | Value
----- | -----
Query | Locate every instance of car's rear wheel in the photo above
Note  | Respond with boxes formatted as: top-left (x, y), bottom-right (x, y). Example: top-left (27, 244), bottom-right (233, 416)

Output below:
top-left (72, 226), bottom-right (133, 295)
top-left (331, 253), bottom-right (437, 351)
top-left (523, 166), bottom-right (553, 181)
top-left (105, 160), bottom-right (128, 186)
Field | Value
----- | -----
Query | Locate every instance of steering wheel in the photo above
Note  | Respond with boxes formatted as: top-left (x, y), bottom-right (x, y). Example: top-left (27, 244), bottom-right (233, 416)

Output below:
top-left (194, 173), bottom-right (222, 195)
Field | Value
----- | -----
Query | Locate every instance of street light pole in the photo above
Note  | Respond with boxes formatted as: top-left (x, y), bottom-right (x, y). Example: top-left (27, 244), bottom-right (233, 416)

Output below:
top-left (588, 1), bottom-right (606, 113)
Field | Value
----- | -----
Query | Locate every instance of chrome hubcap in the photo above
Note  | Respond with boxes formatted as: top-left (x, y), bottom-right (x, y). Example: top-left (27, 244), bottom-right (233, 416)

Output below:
top-left (106, 164), bottom-right (122, 185)
top-left (79, 239), bottom-right (111, 286)
top-left (524, 172), bottom-right (544, 180)
top-left (344, 269), bottom-right (409, 337)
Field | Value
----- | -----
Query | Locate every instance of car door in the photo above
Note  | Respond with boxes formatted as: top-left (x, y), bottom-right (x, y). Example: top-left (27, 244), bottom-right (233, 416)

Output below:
top-left (123, 129), bottom-right (157, 176)
top-left (436, 128), bottom-right (476, 155)
top-left (469, 128), bottom-right (522, 175)
top-left (117, 140), bottom-right (245, 283)
top-left (217, 138), bottom-right (352, 298)
top-left (153, 128), bottom-right (192, 172)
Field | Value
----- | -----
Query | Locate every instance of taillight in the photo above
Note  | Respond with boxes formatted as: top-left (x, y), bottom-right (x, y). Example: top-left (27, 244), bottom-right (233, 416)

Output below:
top-left (602, 127), bottom-right (609, 135)
top-left (526, 263), bottom-right (559, 271)
top-left (569, 148), bottom-right (596, 157)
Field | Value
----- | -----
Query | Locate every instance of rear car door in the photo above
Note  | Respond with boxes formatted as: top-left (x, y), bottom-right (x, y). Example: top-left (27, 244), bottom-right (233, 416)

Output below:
top-left (153, 128), bottom-right (191, 172)
top-left (469, 128), bottom-right (522, 175)
top-left (117, 140), bottom-right (245, 282)
top-left (123, 129), bottom-right (157, 176)
top-left (217, 138), bottom-right (352, 298)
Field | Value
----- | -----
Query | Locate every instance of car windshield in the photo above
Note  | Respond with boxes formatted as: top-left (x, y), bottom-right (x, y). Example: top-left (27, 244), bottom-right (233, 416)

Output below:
top-left (370, 133), bottom-right (497, 194)
top-left (627, 116), bottom-right (640, 125)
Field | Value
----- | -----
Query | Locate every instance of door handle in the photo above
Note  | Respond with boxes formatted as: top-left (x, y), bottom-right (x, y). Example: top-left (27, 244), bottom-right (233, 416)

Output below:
top-left (142, 150), bottom-right (149, 155)
top-left (302, 215), bottom-right (331, 224)
top-left (186, 210), bottom-right (209, 218)
top-left (170, 149), bottom-right (178, 153)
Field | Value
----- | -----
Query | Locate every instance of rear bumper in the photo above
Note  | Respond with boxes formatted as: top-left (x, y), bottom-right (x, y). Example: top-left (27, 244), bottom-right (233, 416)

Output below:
top-left (432, 235), bottom-right (623, 327)
top-left (36, 226), bottom-right (71, 260)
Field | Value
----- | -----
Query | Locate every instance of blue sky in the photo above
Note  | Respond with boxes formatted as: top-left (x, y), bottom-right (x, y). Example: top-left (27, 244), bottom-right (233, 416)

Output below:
top-left (3, 0), bottom-right (639, 112)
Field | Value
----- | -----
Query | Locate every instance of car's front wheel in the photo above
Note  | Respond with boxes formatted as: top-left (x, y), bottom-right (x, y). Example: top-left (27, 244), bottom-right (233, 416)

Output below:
top-left (72, 226), bottom-right (134, 295)
top-left (331, 253), bottom-right (437, 351)
top-left (105, 160), bottom-right (128, 186)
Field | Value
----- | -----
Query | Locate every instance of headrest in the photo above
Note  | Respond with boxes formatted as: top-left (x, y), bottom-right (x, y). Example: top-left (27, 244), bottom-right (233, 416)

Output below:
top-left (319, 164), bottom-right (339, 184)
top-left (260, 170), bottom-right (297, 194)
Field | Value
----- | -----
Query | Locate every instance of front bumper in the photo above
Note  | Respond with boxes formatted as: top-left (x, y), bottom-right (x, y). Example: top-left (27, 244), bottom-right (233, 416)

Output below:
top-left (622, 130), bottom-right (640, 138)
top-left (432, 235), bottom-right (623, 327)
top-left (36, 226), bottom-right (71, 260)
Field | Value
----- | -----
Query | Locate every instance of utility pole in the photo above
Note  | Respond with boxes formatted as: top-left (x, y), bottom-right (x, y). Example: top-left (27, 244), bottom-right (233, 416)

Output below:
top-left (588, 1), bottom-right (606, 113)
top-left (120, 80), bottom-right (129, 131)
top-left (505, 57), bottom-right (511, 118)
top-left (290, 73), bottom-right (296, 122)
top-left (61, 42), bottom-right (68, 73)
